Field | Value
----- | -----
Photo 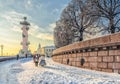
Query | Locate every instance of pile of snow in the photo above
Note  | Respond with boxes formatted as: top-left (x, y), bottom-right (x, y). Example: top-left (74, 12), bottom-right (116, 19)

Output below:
top-left (0, 58), bottom-right (120, 84)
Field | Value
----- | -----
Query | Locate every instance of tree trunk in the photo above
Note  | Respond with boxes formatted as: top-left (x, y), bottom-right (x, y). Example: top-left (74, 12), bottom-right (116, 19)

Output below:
top-left (109, 18), bottom-right (115, 33)
top-left (79, 28), bottom-right (84, 41)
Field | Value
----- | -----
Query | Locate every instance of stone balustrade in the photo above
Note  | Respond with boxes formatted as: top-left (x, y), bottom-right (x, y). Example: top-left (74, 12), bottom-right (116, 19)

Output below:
top-left (52, 32), bottom-right (120, 74)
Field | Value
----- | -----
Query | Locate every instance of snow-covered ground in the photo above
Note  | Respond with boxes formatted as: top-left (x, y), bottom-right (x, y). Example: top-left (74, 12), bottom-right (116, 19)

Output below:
top-left (0, 58), bottom-right (120, 84)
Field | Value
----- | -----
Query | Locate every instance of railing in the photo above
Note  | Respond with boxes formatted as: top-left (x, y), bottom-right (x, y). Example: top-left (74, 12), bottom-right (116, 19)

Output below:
top-left (0, 56), bottom-right (16, 62)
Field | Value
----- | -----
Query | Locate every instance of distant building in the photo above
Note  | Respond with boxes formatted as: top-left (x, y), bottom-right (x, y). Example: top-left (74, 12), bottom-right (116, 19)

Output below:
top-left (37, 43), bottom-right (41, 55)
top-left (39, 47), bottom-right (45, 56)
top-left (44, 46), bottom-right (55, 57)
top-left (38, 46), bottom-right (55, 57)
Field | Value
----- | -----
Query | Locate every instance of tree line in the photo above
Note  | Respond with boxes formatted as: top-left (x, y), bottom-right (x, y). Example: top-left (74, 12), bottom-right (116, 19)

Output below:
top-left (54, 0), bottom-right (120, 48)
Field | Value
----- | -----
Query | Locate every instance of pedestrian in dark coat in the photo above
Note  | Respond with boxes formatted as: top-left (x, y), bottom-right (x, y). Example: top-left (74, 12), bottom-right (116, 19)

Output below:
top-left (25, 54), bottom-right (27, 58)
top-left (16, 54), bottom-right (19, 60)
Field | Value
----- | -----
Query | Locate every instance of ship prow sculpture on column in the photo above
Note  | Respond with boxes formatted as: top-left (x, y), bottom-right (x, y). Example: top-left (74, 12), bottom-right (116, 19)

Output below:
top-left (19, 17), bottom-right (31, 57)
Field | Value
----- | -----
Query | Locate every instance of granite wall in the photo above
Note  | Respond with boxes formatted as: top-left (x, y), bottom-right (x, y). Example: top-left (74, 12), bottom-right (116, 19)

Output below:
top-left (52, 33), bottom-right (120, 74)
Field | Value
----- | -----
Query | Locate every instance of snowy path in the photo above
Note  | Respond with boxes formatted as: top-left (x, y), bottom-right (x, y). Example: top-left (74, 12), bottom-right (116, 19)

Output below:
top-left (0, 58), bottom-right (120, 84)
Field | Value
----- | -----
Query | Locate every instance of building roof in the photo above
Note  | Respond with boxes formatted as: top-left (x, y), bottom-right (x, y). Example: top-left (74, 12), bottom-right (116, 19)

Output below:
top-left (44, 46), bottom-right (55, 49)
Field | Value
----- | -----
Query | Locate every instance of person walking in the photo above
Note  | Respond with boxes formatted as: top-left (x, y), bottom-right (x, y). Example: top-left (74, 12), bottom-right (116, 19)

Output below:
top-left (16, 54), bottom-right (19, 60)
top-left (39, 55), bottom-right (46, 66)
top-left (25, 54), bottom-right (27, 58)
top-left (34, 54), bottom-right (40, 66)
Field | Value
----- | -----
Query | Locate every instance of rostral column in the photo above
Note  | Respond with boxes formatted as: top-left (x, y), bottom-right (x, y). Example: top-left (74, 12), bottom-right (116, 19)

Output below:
top-left (20, 17), bottom-right (30, 57)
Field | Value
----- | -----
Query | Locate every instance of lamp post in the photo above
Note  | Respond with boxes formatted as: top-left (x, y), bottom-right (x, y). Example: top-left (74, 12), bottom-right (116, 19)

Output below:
top-left (1, 45), bottom-right (3, 56)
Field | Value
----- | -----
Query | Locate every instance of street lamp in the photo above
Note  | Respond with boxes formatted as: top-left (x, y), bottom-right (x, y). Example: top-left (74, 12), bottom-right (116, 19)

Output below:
top-left (1, 45), bottom-right (3, 56)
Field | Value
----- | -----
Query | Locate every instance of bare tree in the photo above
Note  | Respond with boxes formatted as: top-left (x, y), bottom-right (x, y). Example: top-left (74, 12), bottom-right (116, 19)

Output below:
top-left (91, 0), bottom-right (120, 33)
top-left (54, 0), bottom-right (100, 48)
top-left (54, 22), bottom-right (63, 48)
top-left (54, 20), bottom-right (73, 48)
top-left (54, 26), bottom-right (59, 48)
top-left (61, 0), bottom-right (98, 41)
top-left (59, 15), bottom-right (74, 44)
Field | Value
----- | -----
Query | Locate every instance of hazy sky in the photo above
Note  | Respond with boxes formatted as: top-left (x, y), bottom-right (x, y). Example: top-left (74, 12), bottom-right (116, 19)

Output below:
top-left (0, 0), bottom-right (70, 55)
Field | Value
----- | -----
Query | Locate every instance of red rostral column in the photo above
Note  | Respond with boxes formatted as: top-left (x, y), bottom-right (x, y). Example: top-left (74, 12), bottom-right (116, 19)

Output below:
top-left (20, 17), bottom-right (30, 56)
